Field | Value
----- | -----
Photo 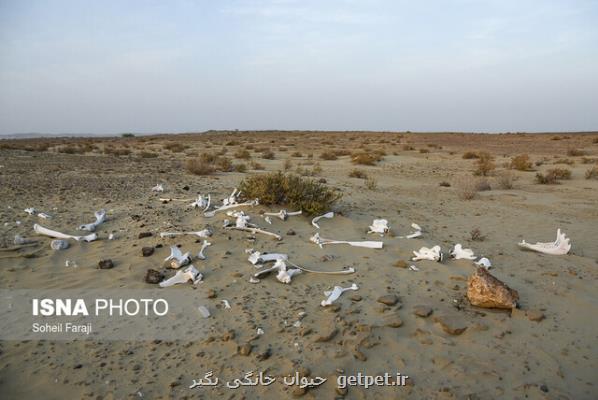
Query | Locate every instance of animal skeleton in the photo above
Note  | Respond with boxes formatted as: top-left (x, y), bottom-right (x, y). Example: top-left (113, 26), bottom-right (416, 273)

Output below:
top-left (34, 223), bottom-right (98, 242)
top-left (398, 223), bottom-right (423, 239)
top-left (253, 259), bottom-right (302, 284)
top-left (518, 229), bottom-right (571, 255)
top-left (247, 251), bottom-right (288, 265)
top-left (24, 208), bottom-right (52, 219)
top-left (190, 194), bottom-right (211, 211)
top-left (310, 232), bottom-right (383, 249)
top-left (264, 209), bottom-right (302, 221)
top-left (164, 245), bottom-right (191, 269)
top-left (475, 257), bottom-right (492, 269)
top-left (152, 184), bottom-right (164, 192)
top-left (412, 245), bottom-right (443, 262)
top-left (78, 210), bottom-right (106, 232)
top-left (321, 283), bottom-right (359, 306)
top-left (197, 240), bottom-right (211, 260)
top-left (311, 212), bottom-right (334, 229)
top-left (159, 265), bottom-right (202, 287)
top-left (449, 244), bottom-right (476, 260)
top-left (368, 219), bottom-right (389, 235)
top-left (224, 212), bottom-right (282, 240)
top-left (159, 228), bottom-right (213, 239)
top-left (50, 239), bottom-right (69, 250)
top-left (203, 198), bottom-right (259, 217)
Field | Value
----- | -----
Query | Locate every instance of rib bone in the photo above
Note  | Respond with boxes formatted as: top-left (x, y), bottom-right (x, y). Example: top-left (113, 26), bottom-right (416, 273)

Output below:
top-left (264, 209), bottom-right (302, 221)
top-left (368, 219), bottom-right (389, 235)
top-left (287, 261), bottom-right (355, 275)
top-left (311, 212), bottom-right (334, 229)
top-left (412, 245), bottom-right (443, 262)
top-left (159, 228), bottom-right (213, 239)
top-left (197, 240), bottom-right (211, 260)
top-left (321, 283), bottom-right (359, 306)
top-left (310, 232), bottom-right (383, 249)
top-left (78, 209), bottom-right (106, 232)
top-left (164, 245), bottom-right (191, 269)
top-left (449, 244), bottom-right (476, 260)
top-left (34, 223), bottom-right (98, 242)
top-left (518, 229), bottom-right (571, 255)
top-left (159, 265), bottom-right (202, 287)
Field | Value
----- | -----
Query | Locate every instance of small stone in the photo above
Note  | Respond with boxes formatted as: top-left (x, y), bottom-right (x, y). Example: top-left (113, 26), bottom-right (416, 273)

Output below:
top-left (434, 315), bottom-right (468, 335)
top-left (315, 327), bottom-right (338, 342)
top-left (350, 295), bottom-right (362, 302)
top-left (141, 247), bottom-right (154, 257)
top-left (256, 348), bottom-right (272, 361)
top-left (299, 327), bottom-right (312, 336)
top-left (377, 294), bottom-right (399, 306)
top-left (138, 232), bottom-right (152, 239)
top-left (182, 185), bottom-right (190, 191)
top-left (353, 347), bottom-right (367, 361)
top-left (221, 330), bottom-right (235, 341)
top-left (73, 363), bottom-right (83, 369)
top-left (286, 229), bottom-right (296, 236)
top-left (98, 259), bottom-right (114, 269)
top-left (385, 316), bottom-right (403, 328)
top-left (539, 384), bottom-right (549, 393)
top-left (527, 310), bottom-right (545, 322)
top-left (206, 289), bottom-right (217, 298)
top-left (238, 343), bottom-right (253, 356)
top-left (413, 305), bottom-right (433, 318)
top-left (394, 260), bottom-right (408, 268)
top-left (144, 269), bottom-right (163, 284)
top-left (467, 267), bottom-right (519, 309)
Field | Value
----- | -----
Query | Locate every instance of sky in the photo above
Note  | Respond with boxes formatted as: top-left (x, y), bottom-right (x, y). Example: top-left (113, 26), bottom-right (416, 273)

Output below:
top-left (0, 0), bottom-right (597, 135)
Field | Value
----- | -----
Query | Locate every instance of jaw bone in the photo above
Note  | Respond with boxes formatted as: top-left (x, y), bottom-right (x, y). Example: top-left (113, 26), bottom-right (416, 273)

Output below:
top-left (78, 210), bottom-right (106, 232)
top-left (398, 223), bottom-right (423, 239)
top-left (190, 194), bottom-right (211, 211)
top-left (368, 219), bottom-right (389, 236)
top-left (450, 244), bottom-right (476, 260)
top-left (247, 251), bottom-right (288, 265)
top-left (412, 245), bottom-right (443, 262)
top-left (518, 229), bottom-right (571, 255)
top-left (159, 228), bottom-right (213, 239)
top-left (197, 240), bottom-right (212, 260)
top-left (152, 184), bottom-right (164, 192)
top-left (310, 232), bottom-right (383, 249)
top-left (321, 283), bottom-right (359, 306)
top-left (264, 209), bottom-right (302, 221)
top-left (34, 223), bottom-right (98, 242)
top-left (164, 245), bottom-right (191, 269)
top-left (311, 212), bottom-right (334, 229)
top-left (159, 265), bottom-right (202, 287)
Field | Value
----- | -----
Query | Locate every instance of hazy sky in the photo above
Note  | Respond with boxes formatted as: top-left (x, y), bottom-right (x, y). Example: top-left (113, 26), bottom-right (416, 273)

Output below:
top-left (1, 0), bottom-right (597, 135)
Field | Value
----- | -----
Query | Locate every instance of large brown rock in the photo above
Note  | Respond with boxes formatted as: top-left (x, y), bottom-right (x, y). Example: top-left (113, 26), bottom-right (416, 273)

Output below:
top-left (467, 268), bottom-right (519, 309)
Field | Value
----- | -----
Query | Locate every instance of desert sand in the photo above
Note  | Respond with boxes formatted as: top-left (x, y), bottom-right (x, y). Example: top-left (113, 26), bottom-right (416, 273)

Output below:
top-left (1, 131), bottom-right (597, 399)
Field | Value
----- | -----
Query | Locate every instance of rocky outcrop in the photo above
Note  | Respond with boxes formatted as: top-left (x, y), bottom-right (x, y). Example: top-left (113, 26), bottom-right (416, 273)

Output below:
top-left (467, 267), bottom-right (519, 309)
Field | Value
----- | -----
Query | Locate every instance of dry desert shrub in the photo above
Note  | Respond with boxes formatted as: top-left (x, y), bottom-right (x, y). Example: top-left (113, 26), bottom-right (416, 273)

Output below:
top-left (554, 158), bottom-right (574, 165)
top-left (234, 149), bottom-right (251, 160)
top-left (138, 151), bottom-right (158, 158)
top-left (261, 150), bottom-right (275, 160)
top-left (535, 168), bottom-right (572, 184)
top-left (475, 178), bottom-right (492, 191)
top-left (462, 151), bottom-right (479, 159)
top-left (351, 151), bottom-right (383, 165)
top-left (283, 158), bottom-right (293, 171)
top-left (348, 169), bottom-right (368, 179)
top-left (291, 151), bottom-right (303, 157)
top-left (496, 171), bottom-right (516, 189)
top-left (234, 163), bottom-right (247, 173)
top-left (567, 148), bottom-right (586, 157)
top-left (238, 171), bottom-right (341, 215)
top-left (103, 147), bottom-right (131, 156)
top-left (185, 158), bottom-right (215, 175)
top-left (250, 160), bottom-right (265, 170)
top-left (473, 152), bottom-right (495, 176)
top-left (455, 177), bottom-right (478, 200)
top-left (320, 150), bottom-right (338, 160)
top-left (581, 157), bottom-right (597, 164)
top-left (402, 144), bottom-right (415, 151)
top-left (593, 138), bottom-right (598, 144)
top-left (365, 177), bottom-right (377, 190)
top-left (470, 227), bottom-right (485, 241)
top-left (439, 181), bottom-right (451, 187)
top-left (585, 165), bottom-right (598, 179)
top-left (58, 145), bottom-right (86, 154)
top-left (510, 154), bottom-right (533, 171)
top-left (163, 142), bottom-right (188, 153)
top-left (419, 148), bottom-right (430, 153)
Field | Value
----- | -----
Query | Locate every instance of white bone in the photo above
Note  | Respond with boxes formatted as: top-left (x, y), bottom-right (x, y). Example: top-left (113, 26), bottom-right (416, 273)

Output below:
top-left (412, 245), bottom-right (443, 261)
top-left (159, 228), bottom-right (213, 239)
top-left (226, 218), bottom-right (282, 240)
top-left (247, 251), bottom-right (288, 265)
top-left (222, 188), bottom-right (239, 206)
top-left (368, 219), bottom-right (389, 235)
top-left (264, 209), bottom-right (302, 221)
top-left (34, 223), bottom-right (98, 242)
top-left (254, 259), bottom-right (301, 283)
top-left (78, 209), bottom-right (106, 232)
top-left (152, 183), bottom-right (164, 192)
top-left (203, 199), bottom-right (259, 217)
top-left (287, 261), bottom-right (355, 275)
top-left (310, 232), bottom-right (383, 249)
top-left (249, 277), bottom-right (260, 284)
top-left (264, 216), bottom-right (272, 224)
top-left (164, 245), bottom-right (191, 269)
top-left (14, 234), bottom-right (36, 245)
top-left (65, 260), bottom-right (78, 268)
top-left (398, 223), bottom-right (423, 238)
top-left (190, 194), bottom-right (211, 211)
top-left (197, 305), bottom-right (211, 318)
top-left (50, 239), bottom-right (69, 250)
top-left (320, 283), bottom-right (359, 306)
top-left (221, 299), bottom-right (231, 309)
top-left (108, 233), bottom-right (115, 240)
top-left (518, 229), bottom-right (571, 255)
top-left (197, 240), bottom-right (211, 260)
top-left (256, 327), bottom-right (264, 335)
top-left (408, 265), bottom-right (420, 271)
top-left (37, 212), bottom-right (51, 219)
top-left (475, 257), bottom-right (492, 269)
top-left (311, 211), bottom-right (334, 229)
top-left (24, 207), bottom-right (36, 215)
top-left (449, 244), bottom-right (476, 260)
top-left (159, 265), bottom-right (201, 287)
top-left (25, 208), bottom-right (52, 219)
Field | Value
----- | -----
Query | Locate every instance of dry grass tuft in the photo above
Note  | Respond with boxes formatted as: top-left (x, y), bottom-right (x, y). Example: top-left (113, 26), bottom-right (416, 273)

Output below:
top-left (462, 151), bottom-right (479, 159)
top-left (496, 171), bottom-right (516, 189)
top-left (535, 168), bottom-right (572, 184)
top-left (510, 154), bottom-right (533, 171)
top-left (348, 169), bottom-right (368, 179)
top-left (365, 177), bottom-right (377, 190)
top-left (585, 165), bottom-right (598, 179)
top-left (351, 151), bottom-right (383, 165)
top-left (567, 148), bottom-right (586, 157)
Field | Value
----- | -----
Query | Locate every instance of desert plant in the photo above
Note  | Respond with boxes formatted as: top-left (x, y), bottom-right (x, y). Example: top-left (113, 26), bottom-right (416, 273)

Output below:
top-left (462, 151), bottom-right (479, 159)
top-left (348, 169), bottom-right (368, 179)
top-left (185, 158), bottom-right (215, 175)
top-left (139, 151), bottom-right (158, 158)
top-left (475, 178), bottom-right (492, 191)
top-left (216, 157), bottom-right (233, 172)
top-left (455, 177), bottom-right (478, 200)
top-left (439, 181), bottom-right (451, 187)
top-left (320, 151), bottom-right (338, 160)
top-left (584, 165), bottom-right (598, 179)
top-left (535, 168), bottom-right (572, 184)
top-left (234, 149), bottom-right (251, 160)
top-left (351, 152), bottom-right (383, 165)
top-left (291, 151), bottom-right (303, 157)
top-left (261, 150), bottom-right (275, 160)
top-left (163, 142), bottom-right (188, 153)
top-left (250, 160), bottom-right (265, 170)
top-left (237, 171), bottom-right (341, 215)
top-left (234, 163), bottom-right (247, 173)
top-left (496, 171), bottom-right (516, 189)
top-left (510, 154), bottom-right (532, 171)
top-left (470, 228), bottom-right (485, 241)
top-left (419, 148), bottom-right (430, 154)
top-left (402, 144), bottom-right (415, 151)
top-left (283, 158), bottom-right (293, 171)
top-left (473, 152), bottom-right (495, 176)
top-left (567, 148), bottom-right (586, 156)
top-left (365, 177), bottom-right (377, 190)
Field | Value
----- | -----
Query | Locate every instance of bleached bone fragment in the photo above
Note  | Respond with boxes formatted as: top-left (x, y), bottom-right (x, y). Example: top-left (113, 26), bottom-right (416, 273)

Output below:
top-left (203, 198), bottom-right (259, 217)
top-left (152, 184), bottom-right (164, 192)
top-left (190, 194), bottom-right (211, 211)
top-left (475, 257), bottom-right (492, 269)
top-left (24, 208), bottom-right (52, 219)
top-left (412, 245), bottom-right (443, 262)
top-left (249, 277), bottom-right (260, 284)
top-left (24, 207), bottom-right (36, 215)
top-left (320, 283), bottom-right (359, 306)
top-left (37, 212), bottom-right (51, 219)
top-left (310, 232), bottom-right (383, 249)
top-left (34, 223), bottom-right (98, 242)
top-left (221, 299), bottom-right (231, 309)
top-left (164, 245), bottom-right (191, 269)
top-left (65, 260), bottom-right (78, 268)
top-left (159, 265), bottom-right (202, 287)
top-left (408, 265), bottom-right (420, 271)
top-left (226, 214), bottom-right (282, 240)
top-left (287, 261), bottom-right (355, 275)
top-left (197, 305), bottom-right (211, 318)
top-left (256, 327), bottom-right (264, 335)
top-left (222, 188), bottom-right (239, 206)
top-left (14, 234), bottom-right (36, 245)
top-left (518, 229), bottom-right (571, 255)
top-left (264, 209), bottom-right (302, 221)
top-left (247, 251), bottom-right (288, 265)
top-left (50, 240), bottom-right (69, 250)
top-left (311, 212), bottom-right (334, 229)
top-left (78, 209), bottom-right (106, 232)
top-left (159, 228), bottom-right (213, 239)
top-left (368, 219), bottom-right (389, 235)
top-left (197, 240), bottom-right (212, 260)
top-left (264, 216), bottom-right (272, 225)
top-left (450, 244), bottom-right (476, 260)
top-left (108, 233), bottom-right (115, 240)
top-left (276, 264), bottom-right (302, 284)
top-left (398, 223), bottom-right (422, 239)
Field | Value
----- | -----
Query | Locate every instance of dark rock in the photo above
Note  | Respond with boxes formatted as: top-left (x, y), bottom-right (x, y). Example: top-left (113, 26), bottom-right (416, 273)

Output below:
top-left (256, 348), bottom-right (272, 361)
top-left (286, 229), bottom-right (296, 236)
top-left (467, 267), bottom-right (519, 309)
top-left (182, 185), bottom-right (190, 191)
top-left (141, 247), bottom-right (154, 257)
top-left (413, 305), bottom-right (433, 318)
top-left (98, 259), bottom-right (114, 269)
top-left (144, 269), bottom-right (163, 284)
top-left (377, 294), bottom-right (399, 306)
top-left (138, 232), bottom-right (152, 239)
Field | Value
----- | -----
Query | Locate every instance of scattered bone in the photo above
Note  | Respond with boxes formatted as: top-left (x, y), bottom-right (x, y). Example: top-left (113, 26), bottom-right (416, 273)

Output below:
top-left (78, 209), bottom-right (106, 232)
top-left (310, 232), bottom-right (383, 249)
top-left (164, 246), bottom-right (191, 269)
top-left (225, 212), bottom-right (282, 240)
top-left (50, 239), bottom-right (69, 250)
top-left (450, 244), bottom-right (476, 260)
top-left (247, 251), bottom-right (288, 265)
top-left (408, 265), bottom-right (420, 271)
top-left (256, 328), bottom-right (264, 335)
top-left (264, 216), bottom-right (272, 224)
top-left (34, 223), bottom-right (98, 242)
top-left (398, 223), bottom-right (423, 239)
top-left (159, 228), bottom-right (213, 239)
top-left (65, 260), bottom-right (78, 268)
top-left (368, 219), bottom-right (389, 235)
top-left (264, 209), bottom-right (302, 221)
top-left (475, 257), bottom-right (492, 269)
top-left (253, 259), bottom-right (301, 284)
top-left (287, 261), bottom-right (355, 275)
top-left (467, 267), bottom-right (519, 309)
top-left (412, 245), bottom-right (443, 261)
top-left (190, 194), bottom-right (211, 211)
top-left (24, 208), bottom-right (52, 219)
top-left (197, 305), bottom-right (211, 318)
top-left (108, 233), bottom-right (115, 240)
top-left (14, 234), bottom-right (36, 245)
top-left (197, 240), bottom-right (212, 260)
top-left (321, 283), bottom-right (359, 306)
top-left (311, 211), bottom-right (334, 229)
top-left (159, 265), bottom-right (202, 287)
top-left (221, 299), bottom-right (231, 309)
top-left (249, 277), bottom-right (260, 284)
top-left (152, 184), bottom-right (164, 192)
top-left (24, 207), bottom-right (36, 215)
top-left (204, 188), bottom-right (258, 217)
top-left (518, 228), bottom-right (571, 255)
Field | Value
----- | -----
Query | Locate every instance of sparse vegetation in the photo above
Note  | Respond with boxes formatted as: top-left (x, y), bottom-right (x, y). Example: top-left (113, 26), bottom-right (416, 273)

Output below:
top-left (185, 158), bottom-right (215, 175)
top-left (351, 151), bottom-right (383, 165)
top-left (419, 148), bottom-right (430, 154)
top-left (473, 152), bottom-right (495, 176)
top-left (455, 177), bottom-right (478, 200)
top-left (535, 168), bottom-right (572, 184)
top-left (439, 181), bottom-right (451, 187)
top-left (365, 177), bottom-right (377, 190)
top-left (567, 148), bottom-right (586, 157)
top-left (320, 151), bottom-right (338, 160)
top-left (103, 147), bottom-right (131, 156)
top-left (283, 158), bottom-right (293, 171)
top-left (510, 154), bottom-right (533, 171)
top-left (138, 151), bottom-right (158, 158)
top-left (402, 144), bottom-right (415, 151)
top-left (250, 160), bottom-right (265, 170)
top-left (470, 227), bottom-right (486, 241)
top-left (261, 150), bottom-right (275, 160)
top-left (462, 151), bottom-right (479, 159)
top-left (163, 142), bottom-right (188, 153)
top-left (348, 169), bottom-right (368, 179)
top-left (496, 171), bottom-right (516, 189)
top-left (238, 171), bottom-right (341, 215)
top-left (234, 149), bottom-right (251, 159)
top-left (475, 178), bottom-right (492, 191)
top-left (585, 165), bottom-right (598, 179)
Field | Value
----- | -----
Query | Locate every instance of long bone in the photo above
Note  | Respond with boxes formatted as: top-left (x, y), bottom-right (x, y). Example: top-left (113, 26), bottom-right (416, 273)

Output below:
top-left (78, 209), bottom-right (106, 232)
top-left (164, 245), bottom-right (191, 269)
top-left (253, 259), bottom-right (301, 284)
top-left (398, 223), bottom-right (423, 239)
top-left (159, 265), bottom-right (202, 287)
top-left (311, 212), bottom-right (334, 229)
top-left (197, 240), bottom-right (212, 260)
top-left (368, 219), bottom-right (389, 235)
top-left (412, 245), bottom-right (443, 262)
top-left (225, 212), bottom-right (282, 240)
top-left (449, 244), bottom-right (476, 260)
top-left (34, 223), bottom-right (98, 242)
top-left (287, 261), bottom-right (355, 275)
top-left (264, 209), bottom-right (302, 221)
top-left (247, 251), bottom-right (288, 265)
top-left (518, 229), bottom-right (571, 255)
top-left (159, 228), bottom-right (213, 239)
top-left (321, 283), bottom-right (359, 306)
top-left (190, 194), bottom-right (211, 211)
top-left (310, 232), bottom-right (383, 249)
top-left (203, 198), bottom-right (259, 217)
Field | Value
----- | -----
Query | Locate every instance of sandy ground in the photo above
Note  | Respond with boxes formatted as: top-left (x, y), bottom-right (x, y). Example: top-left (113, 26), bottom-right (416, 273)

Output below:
top-left (0, 131), bottom-right (597, 399)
